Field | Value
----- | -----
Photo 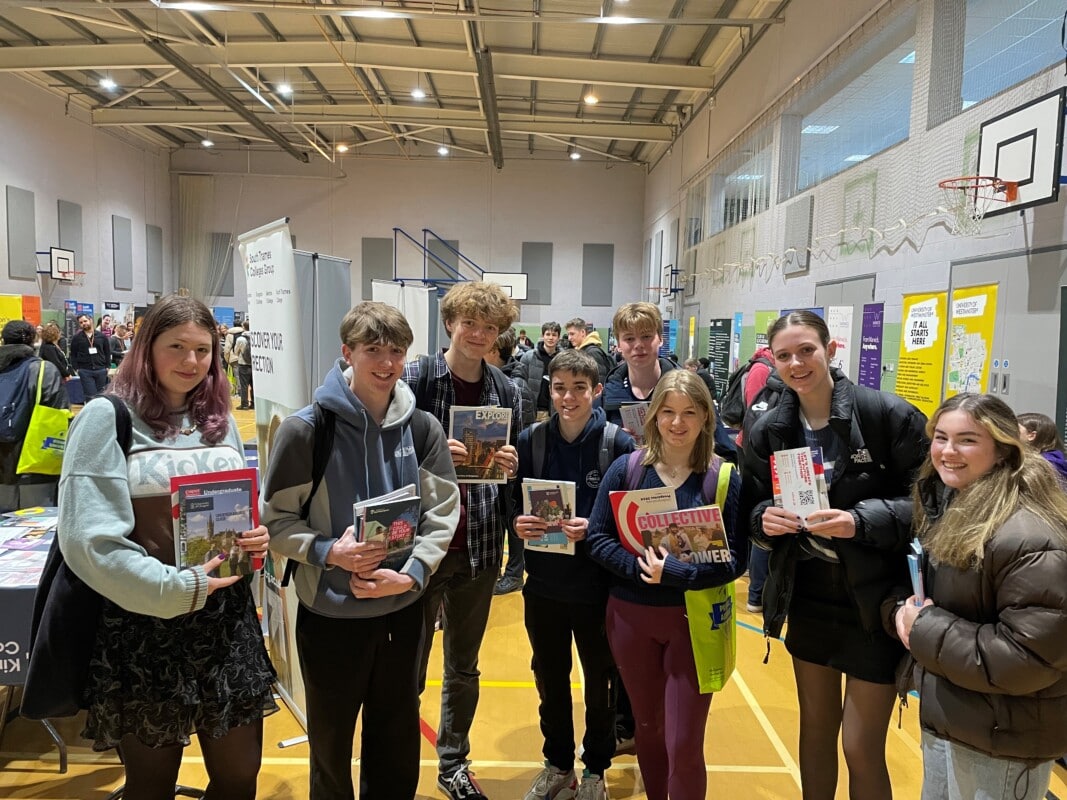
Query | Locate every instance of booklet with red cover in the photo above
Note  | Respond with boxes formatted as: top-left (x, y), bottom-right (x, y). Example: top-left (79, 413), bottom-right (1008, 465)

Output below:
top-left (171, 467), bottom-right (260, 577)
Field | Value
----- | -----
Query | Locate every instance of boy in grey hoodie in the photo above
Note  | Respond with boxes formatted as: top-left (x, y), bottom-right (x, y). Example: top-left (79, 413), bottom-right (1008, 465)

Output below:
top-left (262, 302), bottom-right (460, 800)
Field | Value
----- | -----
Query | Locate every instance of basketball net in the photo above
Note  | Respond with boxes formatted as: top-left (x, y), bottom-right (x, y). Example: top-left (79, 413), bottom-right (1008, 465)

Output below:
top-left (937, 176), bottom-right (1019, 236)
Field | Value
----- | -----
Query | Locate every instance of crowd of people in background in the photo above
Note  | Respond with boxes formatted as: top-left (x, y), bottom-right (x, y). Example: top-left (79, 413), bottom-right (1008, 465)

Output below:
top-left (13, 284), bottom-right (1067, 800)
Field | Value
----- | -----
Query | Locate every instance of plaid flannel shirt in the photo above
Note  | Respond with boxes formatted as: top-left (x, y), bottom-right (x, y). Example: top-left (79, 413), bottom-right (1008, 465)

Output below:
top-left (402, 351), bottom-right (523, 575)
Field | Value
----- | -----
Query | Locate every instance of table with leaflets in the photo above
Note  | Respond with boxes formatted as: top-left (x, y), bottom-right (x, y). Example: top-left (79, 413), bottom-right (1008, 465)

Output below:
top-left (0, 507), bottom-right (68, 771)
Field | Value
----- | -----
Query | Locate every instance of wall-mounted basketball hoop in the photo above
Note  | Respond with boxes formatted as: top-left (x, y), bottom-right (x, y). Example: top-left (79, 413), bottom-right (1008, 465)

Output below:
top-left (937, 176), bottom-right (1019, 236)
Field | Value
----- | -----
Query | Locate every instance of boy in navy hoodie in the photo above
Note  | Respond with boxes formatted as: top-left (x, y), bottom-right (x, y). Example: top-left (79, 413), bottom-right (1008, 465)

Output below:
top-left (512, 349), bottom-right (635, 800)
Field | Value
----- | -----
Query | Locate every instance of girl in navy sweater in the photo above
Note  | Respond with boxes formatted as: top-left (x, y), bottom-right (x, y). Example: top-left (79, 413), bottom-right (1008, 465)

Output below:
top-left (587, 369), bottom-right (744, 800)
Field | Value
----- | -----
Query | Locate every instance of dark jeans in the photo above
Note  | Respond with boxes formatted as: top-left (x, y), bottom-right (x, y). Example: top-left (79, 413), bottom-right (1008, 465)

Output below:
top-left (77, 367), bottom-right (108, 401)
top-left (748, 543), bottom-right (769, 602)
top-left (237, 365), bottom-right (254, 407)
top-left (524, 591), bottom-right (615, 775)
top-left (296, 600), bottom-right (425, 800)
top-left (501, 526), bottom-right (525, 582)
top-left (417, 549), bottom-right (498, 778)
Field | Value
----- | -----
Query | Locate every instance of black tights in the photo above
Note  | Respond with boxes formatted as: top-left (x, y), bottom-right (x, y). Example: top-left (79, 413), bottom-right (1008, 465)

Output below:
top-left (118, 721), bottom-right (263, 800)
top-left (792, 657), bottom-right (896, 800)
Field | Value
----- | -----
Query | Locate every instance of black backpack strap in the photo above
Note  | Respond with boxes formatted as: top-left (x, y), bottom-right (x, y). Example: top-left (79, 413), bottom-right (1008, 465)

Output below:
top-left (102, 395), bottom-right (133, 456)
top-left (484, 362), bottom-right (514, 419)
top-left (599, 422), bottom-right (620, 477)
top-left (283, 403), bottom-right (335, 587)
top-left (529, 420), bottom-right (549, 479)
top-left (414, 354), bottom-right (433, 412)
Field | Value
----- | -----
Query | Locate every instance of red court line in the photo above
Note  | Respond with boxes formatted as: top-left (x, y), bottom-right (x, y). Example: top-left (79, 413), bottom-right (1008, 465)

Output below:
top-left (420, 716), bottom-right (438, 747)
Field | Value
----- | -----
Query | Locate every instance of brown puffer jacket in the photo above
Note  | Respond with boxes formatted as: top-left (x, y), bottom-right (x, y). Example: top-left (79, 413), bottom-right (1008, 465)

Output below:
top-left (909, 506), bottom-right (1067, 764)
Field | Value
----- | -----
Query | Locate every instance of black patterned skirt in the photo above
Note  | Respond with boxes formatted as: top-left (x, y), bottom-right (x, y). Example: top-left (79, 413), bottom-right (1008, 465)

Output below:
top-left (81, 582), bottom-right (278, 751)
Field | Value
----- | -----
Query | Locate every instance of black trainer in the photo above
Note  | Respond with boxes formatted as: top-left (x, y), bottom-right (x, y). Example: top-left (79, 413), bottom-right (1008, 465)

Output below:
top-left (439, 765), bottom-right (489, 800)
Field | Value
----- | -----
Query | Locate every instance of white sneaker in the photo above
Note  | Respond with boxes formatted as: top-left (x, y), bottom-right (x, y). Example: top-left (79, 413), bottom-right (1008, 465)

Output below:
top-left (575, 773), bottom-right (607, 800)
top-left (523, 763), bottom-right (577, 800)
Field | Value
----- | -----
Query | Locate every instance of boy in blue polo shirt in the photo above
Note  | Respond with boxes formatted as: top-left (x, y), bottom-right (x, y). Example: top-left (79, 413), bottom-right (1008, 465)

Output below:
top-left (512, 349), bottom-right (635, 800)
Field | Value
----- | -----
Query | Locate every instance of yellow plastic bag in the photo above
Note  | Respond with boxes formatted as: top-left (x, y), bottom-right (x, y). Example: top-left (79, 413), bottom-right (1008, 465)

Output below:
top-left (16, 362), bottom-right (72, 476)
top-left (685, 581), bottom-right (737, 694)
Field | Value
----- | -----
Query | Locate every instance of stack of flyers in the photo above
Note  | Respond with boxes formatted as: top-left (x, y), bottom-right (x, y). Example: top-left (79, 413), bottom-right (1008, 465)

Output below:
top-left (769, 446), bottom-right (831, 522)
top-left (908, 538), bottom-right (926, 605)
top-left (353, 484), bottom-right (421, 571)
top-left (619, 403), bottom-right (649, 445)
top-left (522, 479), bottom-right (577, 555)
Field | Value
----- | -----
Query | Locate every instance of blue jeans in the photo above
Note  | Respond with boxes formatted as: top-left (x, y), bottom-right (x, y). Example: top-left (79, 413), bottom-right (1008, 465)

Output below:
top-left (921, 731), bottom-right (1052, 800)
top-left (417, 549), bottom-right (498, 777)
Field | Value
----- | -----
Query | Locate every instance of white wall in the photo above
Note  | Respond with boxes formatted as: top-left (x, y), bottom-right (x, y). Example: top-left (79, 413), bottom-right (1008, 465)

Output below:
top-left (0, 74), bottom-right (172, 311)
top-left (646, 0), bottom-right (1067, 328)
top-left (170, 149), bottom-right (647, 329)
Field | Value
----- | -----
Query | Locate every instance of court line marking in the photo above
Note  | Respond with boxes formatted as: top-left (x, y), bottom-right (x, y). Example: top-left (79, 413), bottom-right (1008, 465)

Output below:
top-left (732, 670), bottom-right (802, 789)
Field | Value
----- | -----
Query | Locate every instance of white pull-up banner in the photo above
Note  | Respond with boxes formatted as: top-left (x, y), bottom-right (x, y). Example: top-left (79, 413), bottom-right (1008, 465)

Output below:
top-left (238, 218), bottom-right (307, 410)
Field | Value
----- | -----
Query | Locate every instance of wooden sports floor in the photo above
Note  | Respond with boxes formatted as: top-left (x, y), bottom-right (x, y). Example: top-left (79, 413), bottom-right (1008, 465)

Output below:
top-left (4, 408), bottom-right (1067, 799)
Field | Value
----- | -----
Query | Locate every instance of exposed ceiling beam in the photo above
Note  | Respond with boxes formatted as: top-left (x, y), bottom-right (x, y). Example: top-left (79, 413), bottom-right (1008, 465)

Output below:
top-left (0, 1), bottom-right (782, 27)
top-left (92, 105), bottom-right (673, 142)
top-left (473, 47), bottom-right (502, 168)
top-left (142, 38), bottom-right (309, 162)
top-left (0, 41), bottom-right (716, 90)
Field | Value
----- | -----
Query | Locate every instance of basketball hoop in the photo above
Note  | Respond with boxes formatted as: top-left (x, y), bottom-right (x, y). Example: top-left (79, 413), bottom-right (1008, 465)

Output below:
top-left (644, 286), bottom-right (668, 302)
top-left (937, 176), bottom-right (1019, 235)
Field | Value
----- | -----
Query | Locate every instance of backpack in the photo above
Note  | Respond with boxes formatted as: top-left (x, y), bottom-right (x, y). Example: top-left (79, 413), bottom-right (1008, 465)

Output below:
top-left (527, 418), bottom-right (624, 481)
top-left (280, 403), bottom-right (436, 587)
top-left (623, 450), bottom-right (733, 510)
top-left (237, 332), bottom-right (253, 366)
top-left (719, 355), bottom-right (773, 428)
top-left (0, 357), bottom-right (35, 443)
top-left (23, 395), bottom-right (131, 719)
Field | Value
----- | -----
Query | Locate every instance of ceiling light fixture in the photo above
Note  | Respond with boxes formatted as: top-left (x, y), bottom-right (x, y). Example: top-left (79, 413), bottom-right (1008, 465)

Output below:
top-left (99, 77), bottom-right (117, 91)
top-left (569, 147), bottom-right (581, 160)
top-left (584, 93), bottom-right (599, 105)
top-left (201, 137), bottom-right (214, 148)
top-left (278, 82), bottom-right (293, 96)
top-left (336, 143), bottom-right (349, 153)
top-left (411, 86), bottom-right (426, 100)
top-left (438, 144), bottom-right (450, 156)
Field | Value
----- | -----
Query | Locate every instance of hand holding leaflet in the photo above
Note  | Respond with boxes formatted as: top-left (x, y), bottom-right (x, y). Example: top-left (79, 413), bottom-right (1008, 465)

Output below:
top-left (907, 538), bottom-right (926, 605)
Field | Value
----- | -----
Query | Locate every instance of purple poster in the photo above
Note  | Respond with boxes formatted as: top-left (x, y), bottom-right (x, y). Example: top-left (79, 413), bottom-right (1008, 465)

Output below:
top-left (858, 302), bottom-right (884, 389)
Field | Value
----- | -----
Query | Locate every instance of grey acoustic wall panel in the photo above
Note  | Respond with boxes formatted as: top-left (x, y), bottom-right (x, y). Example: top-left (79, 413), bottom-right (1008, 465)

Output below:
top-left (427, 238), bottom-right (459, 282)
top-left (6, 186), bottom-right (36, 280)
top-left (57, 200), bottom-right (83, 272)
top-left (146, 224), bottom-right (164, 293)
top-left (783, 195), bottom-right (814, 276)
top-left (112, 215), bottom-right (133, 290)
top-left (521, 242), bottom-right (552, 304)
top-left (362, 237), bottom-right (393, 300)
top-left (582, 244), bottom-right (614, 307)
top-left (214, 232), bottom-right (234, 296)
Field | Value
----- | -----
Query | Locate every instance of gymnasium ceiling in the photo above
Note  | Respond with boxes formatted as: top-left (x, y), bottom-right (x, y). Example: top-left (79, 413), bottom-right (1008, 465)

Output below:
top-left (0, 0), bottom-right (789, 167)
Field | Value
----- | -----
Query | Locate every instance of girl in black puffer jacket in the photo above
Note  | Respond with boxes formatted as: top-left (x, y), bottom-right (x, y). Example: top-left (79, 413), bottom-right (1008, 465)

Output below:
top-left (740, 310), bottom-right (928, 800)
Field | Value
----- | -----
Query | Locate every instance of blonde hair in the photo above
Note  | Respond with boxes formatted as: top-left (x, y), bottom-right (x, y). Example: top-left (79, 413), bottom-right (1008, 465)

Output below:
top-left (914, 394), bottom-right (1067, 569)
top-left (641, 370), bottom-right (716, 472)
top-left (612, 302), bottom-right (662, 337)
top-left (440, 281), bottom-right (518, 333)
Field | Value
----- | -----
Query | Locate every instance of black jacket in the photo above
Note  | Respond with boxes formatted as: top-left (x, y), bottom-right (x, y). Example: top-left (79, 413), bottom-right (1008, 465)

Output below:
top-left (0, 346), bottom-right (69, 484)
top-left (69, 330), bottom-right (110, 371)
top-left (39, 341), bottom-right (74, 378)
top-left (501, 356), bottom-right (536, 427)
top-left (740, 372), bottom-right (928, 638)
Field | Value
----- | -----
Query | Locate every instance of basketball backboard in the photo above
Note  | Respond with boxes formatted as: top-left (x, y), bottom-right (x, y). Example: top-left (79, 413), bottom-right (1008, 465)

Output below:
top-left (482, 271), bottom-right (528, 301)
top-left (49, 246), bottom-right (76, 281)
top-left (977, 88), bottom-right (1065, 217)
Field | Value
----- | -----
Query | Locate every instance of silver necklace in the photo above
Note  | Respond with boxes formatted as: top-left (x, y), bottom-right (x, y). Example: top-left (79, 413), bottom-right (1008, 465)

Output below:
top-left (171, 407), bottom-right (196, 436)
